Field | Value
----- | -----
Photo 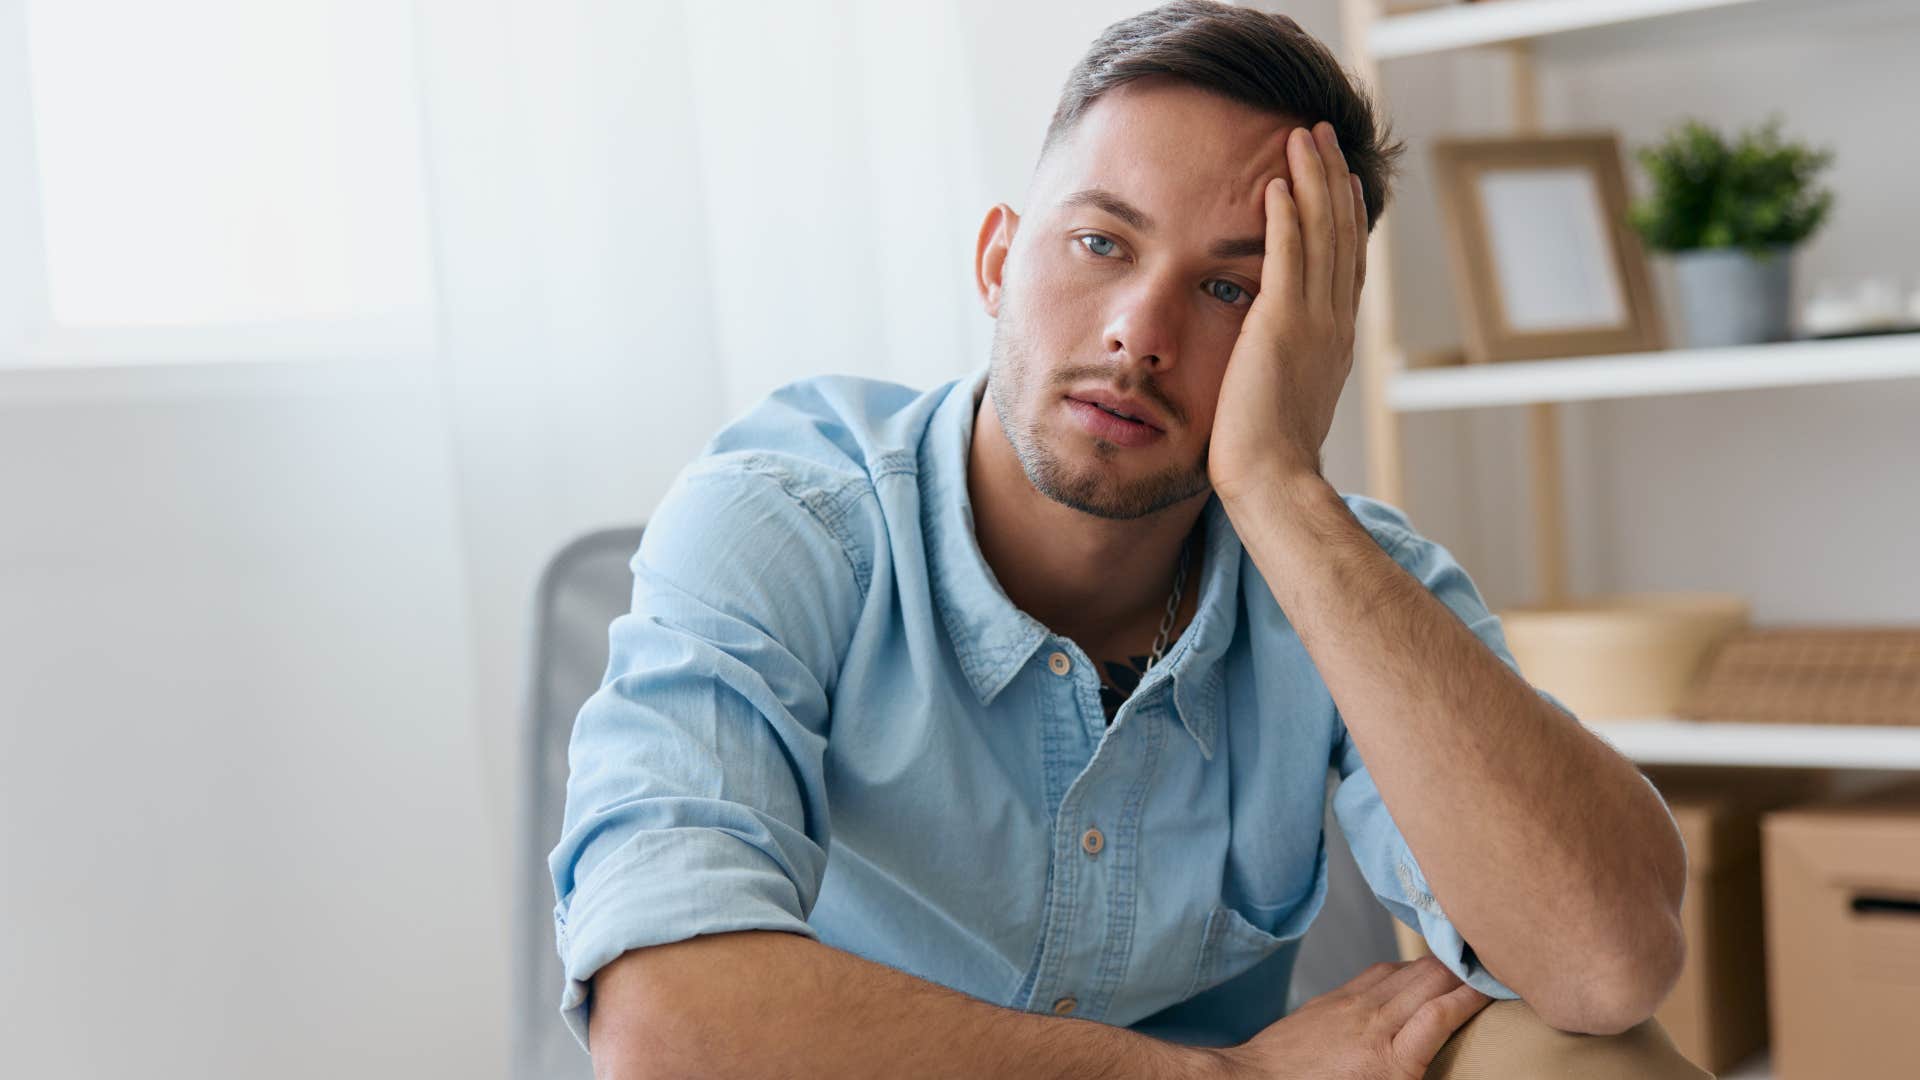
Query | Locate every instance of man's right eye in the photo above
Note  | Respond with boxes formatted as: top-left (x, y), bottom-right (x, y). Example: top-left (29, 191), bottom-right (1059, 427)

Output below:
top-left (1078, 234), bottom-right (1119, 258)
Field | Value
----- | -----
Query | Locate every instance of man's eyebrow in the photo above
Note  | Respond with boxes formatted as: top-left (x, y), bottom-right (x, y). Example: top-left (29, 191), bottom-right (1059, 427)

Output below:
top-left (1061, 187), bottom-right (1154, 232)
top-left (1061, 186), bottom-right (1265, 262)
top-left (1207, 234), bottom-right (1267, 261)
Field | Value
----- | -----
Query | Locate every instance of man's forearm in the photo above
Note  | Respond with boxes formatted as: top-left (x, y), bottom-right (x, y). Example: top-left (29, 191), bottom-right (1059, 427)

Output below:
top-left (588, 930), bottom-right (1231, 1080)
top-left (1219, 471), bottom-right (1686, 1034)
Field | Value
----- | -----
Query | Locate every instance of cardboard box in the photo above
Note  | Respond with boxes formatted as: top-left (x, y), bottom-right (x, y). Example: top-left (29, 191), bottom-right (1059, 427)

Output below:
top-left (1643, 767), bottom-right (1826, 1073)
top-left (1763, 780), bottom-right (1920, 1079)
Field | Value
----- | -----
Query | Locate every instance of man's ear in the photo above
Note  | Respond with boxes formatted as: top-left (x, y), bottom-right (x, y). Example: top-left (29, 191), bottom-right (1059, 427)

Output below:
top-left (974, 203), bottom-right (1020, 318)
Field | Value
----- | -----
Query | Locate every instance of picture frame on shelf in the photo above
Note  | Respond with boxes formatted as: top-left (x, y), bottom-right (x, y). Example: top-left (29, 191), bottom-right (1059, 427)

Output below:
top-left (1431, 132), bottom-right (1666, 363)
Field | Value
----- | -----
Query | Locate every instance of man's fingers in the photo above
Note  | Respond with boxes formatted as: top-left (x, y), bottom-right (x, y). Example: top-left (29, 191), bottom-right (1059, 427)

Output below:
top-left (1286, 124), bottom-right (1334, 317)
top-left (1362, 954), bottom-right (1447, 1007)
top-left (1320, 960), bottom-right (1405, 1003)
top-left (1316, 122), bottom-right (1356, 325)
top-left (1261, 174), bottom-right (1302, 313)
top-left (1390, 982), bottom-right (1493, 1075)
top-left (1351, 173), bottom-right (1369, 316)
top-left (1378, 956), bottom-right (1467, 1030)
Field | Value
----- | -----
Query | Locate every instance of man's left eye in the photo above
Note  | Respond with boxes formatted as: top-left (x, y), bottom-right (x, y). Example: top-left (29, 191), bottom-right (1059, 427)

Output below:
top-left (1208, 280), bottom-right (1250, 306)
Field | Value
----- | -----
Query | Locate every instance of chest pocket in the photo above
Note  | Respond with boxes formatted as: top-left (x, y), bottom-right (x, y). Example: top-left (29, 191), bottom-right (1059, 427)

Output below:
top-left (1185, 838), bottom-right (1330, 1000)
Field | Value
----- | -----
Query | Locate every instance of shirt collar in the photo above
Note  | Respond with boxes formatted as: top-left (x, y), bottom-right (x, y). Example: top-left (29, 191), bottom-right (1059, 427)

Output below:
top-left (918, 363), bottom-right (1244, 759)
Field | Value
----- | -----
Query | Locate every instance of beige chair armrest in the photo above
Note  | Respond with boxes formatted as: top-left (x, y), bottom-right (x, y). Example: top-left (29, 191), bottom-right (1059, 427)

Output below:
top-left (1426, 999), bottom-right (1713, 1080)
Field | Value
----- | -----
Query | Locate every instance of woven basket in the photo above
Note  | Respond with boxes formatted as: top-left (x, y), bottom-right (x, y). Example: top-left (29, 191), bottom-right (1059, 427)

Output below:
top-left (1500, 592), bottom-right (1750, 721)
top-left (1680, 627), bottom-right (1920, 726)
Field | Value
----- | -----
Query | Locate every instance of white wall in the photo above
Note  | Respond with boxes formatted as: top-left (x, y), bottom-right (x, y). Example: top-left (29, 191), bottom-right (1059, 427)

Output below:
top-left (0, 366), bottom-right (506, 1078)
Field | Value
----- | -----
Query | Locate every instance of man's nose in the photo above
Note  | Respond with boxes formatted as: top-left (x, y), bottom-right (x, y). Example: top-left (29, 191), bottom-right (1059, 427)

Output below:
top-left (1101, 275), bottom-right (1187, 371)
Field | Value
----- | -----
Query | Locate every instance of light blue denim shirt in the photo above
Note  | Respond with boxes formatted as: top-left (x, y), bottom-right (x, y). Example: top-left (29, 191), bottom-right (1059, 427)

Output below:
top-left (550, 363), bottom-right (1572, 1051)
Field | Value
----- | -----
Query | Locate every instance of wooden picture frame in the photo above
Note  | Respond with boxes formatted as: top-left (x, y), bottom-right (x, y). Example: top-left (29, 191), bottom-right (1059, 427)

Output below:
top-left (1431, 132), bottom-right (1665, 363)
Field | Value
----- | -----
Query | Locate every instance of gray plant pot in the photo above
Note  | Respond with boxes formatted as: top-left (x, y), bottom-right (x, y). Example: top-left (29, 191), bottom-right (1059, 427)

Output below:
top-left (1670, 244), bottom-right (1795, 348)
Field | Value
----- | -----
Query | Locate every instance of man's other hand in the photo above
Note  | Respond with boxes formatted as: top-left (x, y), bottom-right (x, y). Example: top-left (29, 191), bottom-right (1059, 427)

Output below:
top-left (1216, 955), bottom-right (1491, 1080)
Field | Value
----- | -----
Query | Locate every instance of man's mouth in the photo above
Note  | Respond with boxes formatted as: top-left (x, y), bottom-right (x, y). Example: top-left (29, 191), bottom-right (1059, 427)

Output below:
top-left (1067, 393), bottom-right (1164, 431)
top-left (1065, 397), bottom-right (1166, 446)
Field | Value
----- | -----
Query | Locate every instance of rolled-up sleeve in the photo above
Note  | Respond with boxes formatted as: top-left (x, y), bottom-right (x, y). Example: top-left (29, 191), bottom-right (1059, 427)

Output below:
top-left (548, 453), bottom-right (869, 1051)
top-left (1328, 501), bottom-right (1577, 1002)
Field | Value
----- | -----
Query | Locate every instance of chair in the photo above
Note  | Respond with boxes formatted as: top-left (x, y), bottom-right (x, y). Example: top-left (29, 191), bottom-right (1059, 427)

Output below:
top-left (515, 526), bottom-right (647, 1080)
top-left (511, 526), bottom-right (1421, 1076)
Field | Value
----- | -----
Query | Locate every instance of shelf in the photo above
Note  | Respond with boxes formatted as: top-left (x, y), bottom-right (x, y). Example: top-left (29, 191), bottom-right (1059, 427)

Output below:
top-left (1369, 0), bottom-right (1764, 59)
top-left (1387, 332), bottom-right (1920, 412)
top-left (1585, 719), bottom-right (1920, 769)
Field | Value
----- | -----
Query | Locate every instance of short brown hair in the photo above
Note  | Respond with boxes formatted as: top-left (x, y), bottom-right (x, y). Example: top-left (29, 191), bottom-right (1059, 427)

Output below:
top-left (1041, 0), bottom-right (1404, 232)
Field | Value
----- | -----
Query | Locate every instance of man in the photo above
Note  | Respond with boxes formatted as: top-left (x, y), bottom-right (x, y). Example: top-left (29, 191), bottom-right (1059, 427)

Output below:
top-left (551, 2), bottom-right (1689, 1076)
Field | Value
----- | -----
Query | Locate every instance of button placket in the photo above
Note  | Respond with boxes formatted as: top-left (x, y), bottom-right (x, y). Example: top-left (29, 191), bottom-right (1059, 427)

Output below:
top-left (1045, 644), bottom-right (1109, 744)
top-left (1080, 701), bottom-right (1168, 1021)
top-left (1031, 771), bottom-right (1108, 1022)
top-left (1027, 677), bottom-right (1139, 1024)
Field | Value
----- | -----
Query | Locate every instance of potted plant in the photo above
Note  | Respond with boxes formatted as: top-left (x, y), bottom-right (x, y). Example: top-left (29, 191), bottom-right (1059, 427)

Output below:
top-left (1627, 116), bottom-right (1835, 348)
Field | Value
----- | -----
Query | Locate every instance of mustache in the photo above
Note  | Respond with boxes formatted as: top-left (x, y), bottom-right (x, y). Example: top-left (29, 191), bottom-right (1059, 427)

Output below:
top-left (1052, 365), bottom-right (1183, 426)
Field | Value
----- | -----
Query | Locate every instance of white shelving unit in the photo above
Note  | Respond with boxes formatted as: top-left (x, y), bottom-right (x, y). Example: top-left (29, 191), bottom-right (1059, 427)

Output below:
top-left (1587, 719), bottom-right (1920, 769)
top-left (1368, 0), bottom-right (1764, 59)
top-left (1336, 0), bottom-right (1920, 771)
top-left (1339, 7), bottom-right (1917, 1072)
top-left (1390, 331), bottom-right (1920, 411)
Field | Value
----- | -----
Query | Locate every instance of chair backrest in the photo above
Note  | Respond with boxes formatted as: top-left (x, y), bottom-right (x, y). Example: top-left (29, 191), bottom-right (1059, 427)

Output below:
top-left (515, 525), bottom-right (646, 1080)
top-left (1289, 772), bottom-right (1402, 1005)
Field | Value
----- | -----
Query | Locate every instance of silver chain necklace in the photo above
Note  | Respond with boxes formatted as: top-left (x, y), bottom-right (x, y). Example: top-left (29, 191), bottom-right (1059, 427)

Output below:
top-left (1144, 537), bottom-right (1192, 670)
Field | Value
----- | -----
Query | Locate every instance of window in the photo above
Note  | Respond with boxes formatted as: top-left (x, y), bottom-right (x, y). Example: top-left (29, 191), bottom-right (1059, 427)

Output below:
top-left (11, 0), bottom-right (433, 364)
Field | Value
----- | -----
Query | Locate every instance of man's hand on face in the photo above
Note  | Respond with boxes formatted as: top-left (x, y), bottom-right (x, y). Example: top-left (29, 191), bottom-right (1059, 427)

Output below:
top-left (1206, 119), bottom-right (1368, 504)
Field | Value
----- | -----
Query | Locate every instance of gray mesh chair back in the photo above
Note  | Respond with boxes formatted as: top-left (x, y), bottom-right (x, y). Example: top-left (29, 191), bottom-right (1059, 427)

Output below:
top-left (1289, 772), bottom-right (1401, 1003)
top-left (516, 525), bottom-right (645, 1080)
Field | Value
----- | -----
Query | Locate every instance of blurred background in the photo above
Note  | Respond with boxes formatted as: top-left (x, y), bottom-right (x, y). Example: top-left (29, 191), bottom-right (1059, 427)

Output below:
top-left (2, 1), bottom-right (1916, 1078)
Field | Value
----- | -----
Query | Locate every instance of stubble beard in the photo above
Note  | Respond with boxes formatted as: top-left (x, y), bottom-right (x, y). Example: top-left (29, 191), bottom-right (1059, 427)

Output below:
top-left (986, 304), bottom-right (1211, 521)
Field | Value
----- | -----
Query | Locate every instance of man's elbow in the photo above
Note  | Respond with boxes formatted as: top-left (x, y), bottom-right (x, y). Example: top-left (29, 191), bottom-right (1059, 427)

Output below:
top-left (588, 944), bottom-right (711, 1080)
top-left (1534, 912), bottom-right (1688, 1036)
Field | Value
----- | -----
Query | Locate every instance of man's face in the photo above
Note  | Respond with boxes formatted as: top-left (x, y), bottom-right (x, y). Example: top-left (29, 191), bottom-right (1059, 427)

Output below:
top-left (980, 77), bottom-right (1299, 520)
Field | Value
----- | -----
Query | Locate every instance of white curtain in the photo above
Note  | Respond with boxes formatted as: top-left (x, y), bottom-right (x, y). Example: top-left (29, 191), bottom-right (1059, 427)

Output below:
top-left (412, 0), bottom-right (1151, 909)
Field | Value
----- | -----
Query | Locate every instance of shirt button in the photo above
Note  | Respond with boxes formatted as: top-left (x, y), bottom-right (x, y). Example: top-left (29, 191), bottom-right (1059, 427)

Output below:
top-left (1052, 995), bottom-right (1077, 1015)
top-left (1081, 827), bottom-right (1104, 856)
top-left (1047, 651), bottom-right (1072, 676)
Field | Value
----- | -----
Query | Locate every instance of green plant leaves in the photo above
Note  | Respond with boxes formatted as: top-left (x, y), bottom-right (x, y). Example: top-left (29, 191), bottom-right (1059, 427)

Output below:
top-left (1626, 115), bottom-right (1834, 256)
